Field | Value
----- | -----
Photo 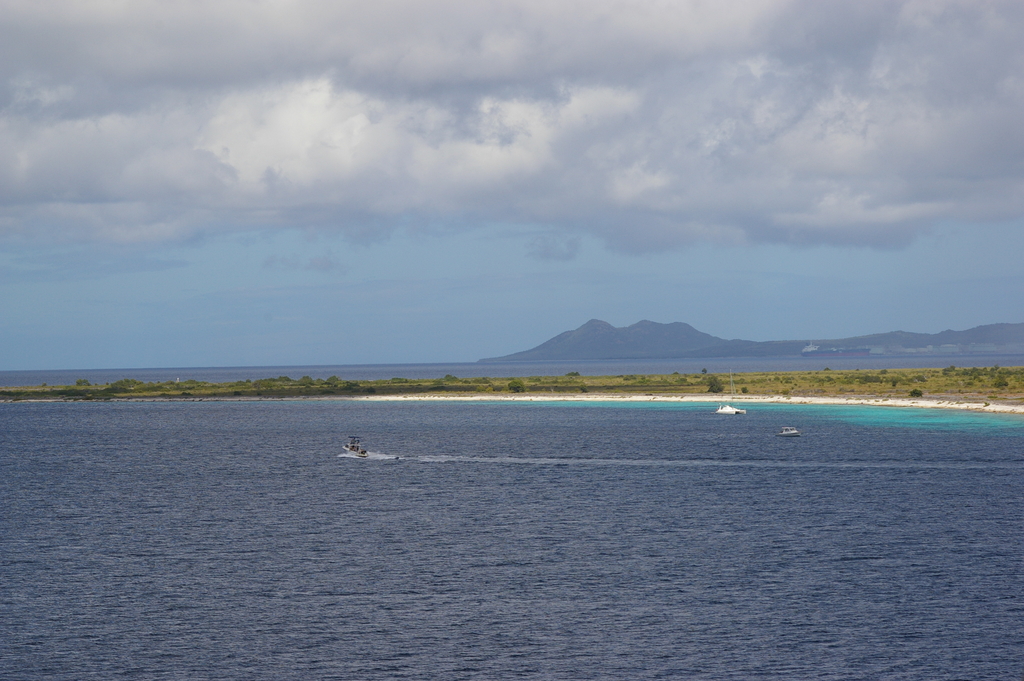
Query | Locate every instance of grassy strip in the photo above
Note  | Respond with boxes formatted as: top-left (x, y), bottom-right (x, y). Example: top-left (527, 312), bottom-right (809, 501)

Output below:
top-left (2, 365), bottom-right (1023, 402)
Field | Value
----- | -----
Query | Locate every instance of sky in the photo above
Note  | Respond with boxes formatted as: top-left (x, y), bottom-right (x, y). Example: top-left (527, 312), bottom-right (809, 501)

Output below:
top-left (2, 0), bottom-right (1024, 370)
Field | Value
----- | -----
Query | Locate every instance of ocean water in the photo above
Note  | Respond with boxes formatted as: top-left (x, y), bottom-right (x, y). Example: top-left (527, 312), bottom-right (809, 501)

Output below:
top-left (3, 354), bottom-right (1024, 387)
top-left (2, 399), bottom-right (1023, 679)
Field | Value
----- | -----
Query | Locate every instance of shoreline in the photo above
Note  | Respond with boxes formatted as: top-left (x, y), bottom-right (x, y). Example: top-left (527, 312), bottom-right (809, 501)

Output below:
top-left (352, 392), bottom-right (1024, 414)
top-left (6, 392), bottom-right (1023, 415)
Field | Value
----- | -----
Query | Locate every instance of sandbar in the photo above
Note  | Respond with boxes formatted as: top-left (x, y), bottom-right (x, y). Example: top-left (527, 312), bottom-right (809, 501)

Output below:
top-left (352, 392), bottom-right (1024, 415)
top-left (5, 392), bottom-right (1023, 415)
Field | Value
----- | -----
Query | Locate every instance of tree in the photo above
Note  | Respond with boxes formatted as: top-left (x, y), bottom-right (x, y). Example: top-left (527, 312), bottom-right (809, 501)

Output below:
top-left (508, 379), bottom-right (526, 393)
top-left (706, 376), bottom-right (724, 393)
top-left (909, 388), bottom-right (923, 398)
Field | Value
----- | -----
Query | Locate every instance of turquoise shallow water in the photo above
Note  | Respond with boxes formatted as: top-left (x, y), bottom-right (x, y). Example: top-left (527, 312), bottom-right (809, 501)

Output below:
top-left (791, 403), bottom-right (1024, 433)
top-left (514, 399), bottom-right (1024, 435)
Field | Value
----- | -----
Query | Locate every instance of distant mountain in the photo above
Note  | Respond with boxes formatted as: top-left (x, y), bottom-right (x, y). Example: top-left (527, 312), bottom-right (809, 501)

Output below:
top-left (481, 319), bottom-right (723, 361)
top-left (814, 323), bottom-right (1024, 349)
top-left (479, 320), bottom-right (1024, 362)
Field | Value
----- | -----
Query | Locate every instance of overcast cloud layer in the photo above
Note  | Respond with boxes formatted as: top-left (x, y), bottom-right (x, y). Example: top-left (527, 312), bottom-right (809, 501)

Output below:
top-left (4, 0), bottom-right (1023, 252)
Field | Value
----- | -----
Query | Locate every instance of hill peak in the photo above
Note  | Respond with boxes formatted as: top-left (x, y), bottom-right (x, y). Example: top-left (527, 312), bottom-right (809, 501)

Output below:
top-left (479, 319), bottom-right (723, 362)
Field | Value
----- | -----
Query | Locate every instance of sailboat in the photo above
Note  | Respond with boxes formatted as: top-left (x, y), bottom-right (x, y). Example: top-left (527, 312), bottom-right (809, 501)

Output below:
top-left (715, 372), bottom-right (746, 414)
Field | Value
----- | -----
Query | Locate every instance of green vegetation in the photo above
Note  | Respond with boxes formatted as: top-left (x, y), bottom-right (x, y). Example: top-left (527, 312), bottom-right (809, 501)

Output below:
top-left (1, 365), bottom-right (1022, 403)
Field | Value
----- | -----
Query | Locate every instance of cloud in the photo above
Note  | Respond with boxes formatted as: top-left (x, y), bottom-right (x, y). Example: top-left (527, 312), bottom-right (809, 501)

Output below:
top-left (1, 0), bottom-right (1023, 251)
top-left (526, 234), bottom-right (581, 261)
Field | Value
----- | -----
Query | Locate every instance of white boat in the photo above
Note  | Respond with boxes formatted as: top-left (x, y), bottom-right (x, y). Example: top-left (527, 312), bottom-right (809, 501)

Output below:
top-left (343, 436), bottom-right (369, 457)
top-left (777, 427), bottom-right (801, 437)
top-left (715, 371), bottom-right (746, 414)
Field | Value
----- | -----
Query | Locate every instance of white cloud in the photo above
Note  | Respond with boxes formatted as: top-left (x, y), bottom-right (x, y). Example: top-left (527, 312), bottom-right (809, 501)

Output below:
top-left (199, 81), bottom-right (375, 189)
top-left (1, 0), bottom-right (1023, 250)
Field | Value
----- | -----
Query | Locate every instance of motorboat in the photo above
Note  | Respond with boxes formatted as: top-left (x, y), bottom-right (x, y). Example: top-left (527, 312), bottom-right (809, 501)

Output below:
top-left (777, 427), bottom-right (801, 437)
top-left (343, 436), bottom-right (369, 457)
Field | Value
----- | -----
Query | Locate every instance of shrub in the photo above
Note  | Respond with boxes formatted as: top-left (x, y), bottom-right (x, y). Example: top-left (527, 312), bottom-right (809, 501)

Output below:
top-left (909, 388), bottom-right (923, 398)
top-left (508, 379), bottom-right (526, 393)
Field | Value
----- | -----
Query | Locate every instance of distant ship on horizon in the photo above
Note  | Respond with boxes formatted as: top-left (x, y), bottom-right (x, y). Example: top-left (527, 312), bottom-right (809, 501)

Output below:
top-left (801, 343), bottom-right (872, 358)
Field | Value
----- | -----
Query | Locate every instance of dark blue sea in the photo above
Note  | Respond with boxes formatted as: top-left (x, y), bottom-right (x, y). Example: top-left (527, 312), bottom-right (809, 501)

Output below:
top-left (2, 399), bottom-right (1023, 679)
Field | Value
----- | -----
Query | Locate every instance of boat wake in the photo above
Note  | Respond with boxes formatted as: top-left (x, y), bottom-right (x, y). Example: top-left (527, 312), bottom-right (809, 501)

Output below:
top-left (363, 454), bottom-right (1022, 470)
top-left (337, 451), bottom-right (400, 460)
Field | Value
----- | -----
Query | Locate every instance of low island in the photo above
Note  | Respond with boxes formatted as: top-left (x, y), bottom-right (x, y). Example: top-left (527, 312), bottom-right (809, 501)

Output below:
top-left (3, 365), bottom-right (1024, 414)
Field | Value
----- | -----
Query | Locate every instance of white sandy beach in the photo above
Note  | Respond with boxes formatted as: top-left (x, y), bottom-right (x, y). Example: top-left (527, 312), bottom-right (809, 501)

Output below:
top-left (7, 392), bottom-right (1023, 415)
top-left (353, 392), bottom-right (1024, 415)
